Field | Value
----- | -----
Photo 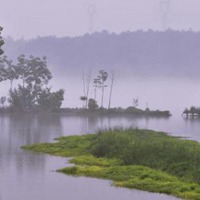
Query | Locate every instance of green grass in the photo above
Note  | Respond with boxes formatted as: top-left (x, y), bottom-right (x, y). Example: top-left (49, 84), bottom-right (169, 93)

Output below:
top-left (22, 128), bottom-right (200, 200)
top-left (60, 161), bottom-right (200, 200)
top-left (91, 129), bottom-right (200, 184)
top-left (22, 134), bottom-right (95, 157)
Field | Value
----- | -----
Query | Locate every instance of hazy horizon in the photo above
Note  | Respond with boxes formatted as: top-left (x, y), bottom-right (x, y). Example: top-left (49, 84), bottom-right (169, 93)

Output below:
top-left (1, 0), bottom-right (200, 114)
top-left (1, 0), bottom-right (200, 39)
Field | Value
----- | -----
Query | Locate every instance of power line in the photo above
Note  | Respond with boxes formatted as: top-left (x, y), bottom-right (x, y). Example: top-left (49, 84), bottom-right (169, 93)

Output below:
top-left (160, 0), bottom-right (171, 30)
top-left (87, 1), bottom-right (96, 34)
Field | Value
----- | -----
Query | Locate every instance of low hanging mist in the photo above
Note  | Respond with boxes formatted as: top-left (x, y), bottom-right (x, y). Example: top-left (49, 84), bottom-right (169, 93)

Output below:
top-left (1, 30), bottom-right (200, 115)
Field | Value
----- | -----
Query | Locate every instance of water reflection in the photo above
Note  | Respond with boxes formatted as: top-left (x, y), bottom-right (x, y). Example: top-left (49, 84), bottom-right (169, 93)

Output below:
top-left (0, 113), bottom-right (199, 200)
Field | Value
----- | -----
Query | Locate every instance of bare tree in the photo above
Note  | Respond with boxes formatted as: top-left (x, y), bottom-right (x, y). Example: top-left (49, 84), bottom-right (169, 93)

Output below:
top-left (93, 77), bottom-right (101, 100)
top-left (133, 98), bottom-right (139, 108)
top-left (81, 70), bottom-right (86, 99)
top-left (0, 26), bottom-right (4, 55)
top-left (80, 96), bottom-right (87, 108)
top-left (98, 70), bottom-right (108, 108)
top-left (108, 71), bottom-right (117, 109)
top-left (81, 69), bottom-right (92, 108)
top-left (85, 70), bottom-right (92, 108)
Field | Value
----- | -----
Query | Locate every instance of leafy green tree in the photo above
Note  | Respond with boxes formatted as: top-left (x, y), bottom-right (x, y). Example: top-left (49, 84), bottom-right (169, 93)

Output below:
top-left (0, 96), bottom-right (6, 108)
top-left (108, 71), bottom-right (117, 109)
top-left (36, 88), bottom-right (51, 111)
top-left (0, 27), bottom-right (4, 55)
top-left (133, 98), bottom-right (139, 108)
top-left (93, 77), bottom-right (101, 100)
top-left (17, 55), bottom-right (52, 88)
top-left (98, 70), bottom-right (108, 108)
top-left (0, 57), bottom-right (8, 82)
top-left (9, 55), bottom-right (50, 111)
top-left (48, 89), bottom-right (64, 111)
top-left (8, 55), bottom-right (64, 112)
top-left (0, 52), bottom-right (64, 112)
top-left (37, 88), bottom-right (64, 111)
top-left (0, 56), bottom-right (18, 91)
top-left (9, 85), bottom-right (37, 111)
top-left (88, 98), bottom-right (98, 110)
top-left (80, 96), bottom-right (87, 108)
top-left (190, 106), bottom-right (196, 116)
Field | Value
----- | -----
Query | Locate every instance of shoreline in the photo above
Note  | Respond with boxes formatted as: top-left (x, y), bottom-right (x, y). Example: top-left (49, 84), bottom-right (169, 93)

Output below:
top-left (22, 129), bottom-right (200, 200)
top-left (0, 107), bottom-right (171, 118)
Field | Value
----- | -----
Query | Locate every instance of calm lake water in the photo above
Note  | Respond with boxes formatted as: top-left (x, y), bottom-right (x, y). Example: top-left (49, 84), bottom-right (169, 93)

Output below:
top-left (1, 113), bottom-right (199, 200)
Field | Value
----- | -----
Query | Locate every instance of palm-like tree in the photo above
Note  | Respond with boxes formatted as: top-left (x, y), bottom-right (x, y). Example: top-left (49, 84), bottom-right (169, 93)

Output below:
top-left (98, 70), bottom-right (108, 108)
top-left (80, 96), bottom-right (87, 108)
top-left (0, 26), bottom-right (4, 55)
top-left (93, 77), bottom-right (101, 100)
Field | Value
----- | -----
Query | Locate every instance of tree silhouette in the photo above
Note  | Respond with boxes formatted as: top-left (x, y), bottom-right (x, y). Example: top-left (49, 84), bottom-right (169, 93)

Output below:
top-left (7, 55), bottom-right (64, 112)
top-left (0, 56), bottom-right (18, 91)
top-left (93, 77), bottom-right (101, 100)
top-left (108, 71), bottom-right (117, 109)
top-left (82, 70), bottom-right (92, 108)
top-left (88, 98), bottom-right (98, 110)
top-left (80, 96), bottom-right (87, 108)
top-left (0, 96), bottom-right (6, 108)
top-left (133, 98), bottom-right (139, 108)
top-left (0, 27), bottom-right (4, 55)
top-left (17, 55), bottom-right (52, 89)
top-left (98, 70), bottom-right (108, 108)
top-left (38, 89), bottom-right (64, 111)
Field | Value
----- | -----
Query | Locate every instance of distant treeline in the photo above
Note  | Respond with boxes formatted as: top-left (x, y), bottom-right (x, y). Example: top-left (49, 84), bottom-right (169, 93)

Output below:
top-left (183, 106), bottom-right (200, 118)
top-left (4, 30), bottom-right (200, 77)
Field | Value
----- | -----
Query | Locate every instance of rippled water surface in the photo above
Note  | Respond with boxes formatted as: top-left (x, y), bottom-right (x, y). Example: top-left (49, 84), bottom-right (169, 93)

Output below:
top-left (1, 113), bottom-right (198, 200)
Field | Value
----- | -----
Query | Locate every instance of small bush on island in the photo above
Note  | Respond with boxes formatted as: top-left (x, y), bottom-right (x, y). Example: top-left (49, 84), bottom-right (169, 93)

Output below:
top-left (183, 106), bottom-right (200, 117)
top-left (88, 98), bottom-right (98, 110)
top-left (91, 129), bottom-right (200, 183)
top-left (22, 128), bottom-right (200, 200)
top-left (59, 106), bottom-right (171, 117)
top-left (0, 55), bottom-right (65, 112)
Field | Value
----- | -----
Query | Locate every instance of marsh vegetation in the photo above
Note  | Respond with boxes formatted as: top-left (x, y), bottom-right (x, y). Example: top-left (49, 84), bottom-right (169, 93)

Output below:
top-left (22, 128), bottom-right (200, 200)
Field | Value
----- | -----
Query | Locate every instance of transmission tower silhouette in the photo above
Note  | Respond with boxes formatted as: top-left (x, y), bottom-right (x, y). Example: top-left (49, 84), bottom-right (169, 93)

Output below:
top-left (87, 1), bottom-right (96, 34)
top-left (160, 0), bottom-right (170, 30)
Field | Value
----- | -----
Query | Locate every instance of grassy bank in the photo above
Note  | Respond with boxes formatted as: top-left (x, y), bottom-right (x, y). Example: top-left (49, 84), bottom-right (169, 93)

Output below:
top-left (22, 129), bottom-right (200, 199)
top-left (59, 107), bottom-right (171, 117)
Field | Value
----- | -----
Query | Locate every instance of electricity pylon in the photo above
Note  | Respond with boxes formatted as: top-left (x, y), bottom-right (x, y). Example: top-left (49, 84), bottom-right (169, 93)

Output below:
top-left (160, 0), bottom-right (170, 30)
top-left (87, 1), bottom-right (96, 34)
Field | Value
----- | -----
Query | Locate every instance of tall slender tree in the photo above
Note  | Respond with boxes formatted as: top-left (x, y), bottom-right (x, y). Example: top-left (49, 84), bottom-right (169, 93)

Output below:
top-left (108, 71), bottom-right (117, 109)
top-left (81, 70), bottom-right (86, 98)
top-left (0, 26), bottom-right (4, 55)
top-left (80, 96), bottom-right (87, 108)
top-left (98, 70), bottom-right (108, 108)
top-left (0, 27), bottom-right (5, 83)
top-left (10, 55), bottom-right (53, 111)
top-left (85, 70), bottom-right (92, 108)
top-left (0, 56), bottom-right (18, 91)
top-left (0, 96), bottom-right (6, 108)
top-left (93, 77), bottom-right (101, 100)
top-left (133, 98), bottom-right (139, 108)
top-left (82, 69), bottom-right (92, 108)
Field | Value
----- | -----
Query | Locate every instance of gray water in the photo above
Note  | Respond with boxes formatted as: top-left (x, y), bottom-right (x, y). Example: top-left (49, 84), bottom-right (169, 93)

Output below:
top-left (1, 113), bottom-right (198, 200)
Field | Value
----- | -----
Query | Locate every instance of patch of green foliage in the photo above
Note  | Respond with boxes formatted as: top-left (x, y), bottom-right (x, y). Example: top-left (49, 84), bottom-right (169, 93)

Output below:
top-left (70, 155), bottom-right (123, 167)
top-left (22, 128), bottom-right (200, 199)
top-left (91, 129), bottom-right (200, 184)
top-left (60, 162), bottom-right (200, 200)
top-left (22, 134), bottom-right (95, 157)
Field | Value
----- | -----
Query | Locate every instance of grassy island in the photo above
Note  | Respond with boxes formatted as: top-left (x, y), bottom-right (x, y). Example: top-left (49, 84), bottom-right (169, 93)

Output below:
top-left (59, 107), bottom-right (171, 118)
top-left (22, 129), bottom-right (200, 200)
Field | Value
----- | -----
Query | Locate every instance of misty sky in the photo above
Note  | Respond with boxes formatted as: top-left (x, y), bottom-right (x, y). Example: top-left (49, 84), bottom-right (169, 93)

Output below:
top-left (1, 0), bottom-right (200, 39)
